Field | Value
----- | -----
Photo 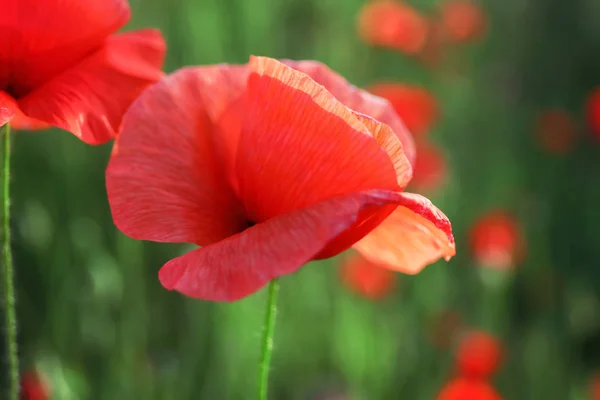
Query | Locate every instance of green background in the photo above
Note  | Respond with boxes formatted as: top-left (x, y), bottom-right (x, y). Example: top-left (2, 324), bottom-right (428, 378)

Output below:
top-left (5, 0), bottom-right (600, 398)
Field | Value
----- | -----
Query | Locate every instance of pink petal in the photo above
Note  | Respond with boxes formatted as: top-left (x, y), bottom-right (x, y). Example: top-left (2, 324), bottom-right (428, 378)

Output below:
top-left (106, 67), bottom-right (248, 247)
top-left (353, 192), bottom-right (455, 274)
top-left (159, 189), bottom-right (408, 301)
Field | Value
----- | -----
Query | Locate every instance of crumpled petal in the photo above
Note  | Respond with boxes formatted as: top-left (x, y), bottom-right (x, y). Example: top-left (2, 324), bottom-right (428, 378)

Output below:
top-left (159, 189), bottom-right (409, 301)
top-left (282, 59), bottom-right (417, 165)
top-left (353, 192), bottom-right (455, 274)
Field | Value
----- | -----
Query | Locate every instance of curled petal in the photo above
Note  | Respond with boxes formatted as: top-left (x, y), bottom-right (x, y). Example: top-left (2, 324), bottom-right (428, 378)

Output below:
top-left (282, 59), bottom-right (417, 165)
top-left (353, 192), bottom-right (455, 274)
top-left (159, 189), bottom-right (409, 301)
top-left (107, 66), bottom-right (247, 247)
top-left (19, 29), bottom-right (166, 144)
top-left (237, 56), bottom-right (400, 222)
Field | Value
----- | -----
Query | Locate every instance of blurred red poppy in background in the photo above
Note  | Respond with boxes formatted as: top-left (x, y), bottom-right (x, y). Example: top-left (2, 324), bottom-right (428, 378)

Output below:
top-left (368, 83), bottom-right (439, 138)
top-left (437, 377), bottom-right (502, 400)
top-left (585, 87), bottom-right (600, 141)
top-left (409, 139), bottom-right (448, 193)
top-left (106, 56), bottom-right (455, 301)
top-left (535, 110), bottom-right (576, 154)
top-left (440, 0), bottom-right (487, 44)
top-left (456, 330), bottom-right (503, 379)
top-left (340, 252), bottom-right (396, 299)
top-left (20, 370), bottom-right (50, 400)
top-left (0, 0), bottom-right (166, 144)
top-left (357, 0), bottom-right (429, 54)
top-left (469, 210), bottom-right (524, 269)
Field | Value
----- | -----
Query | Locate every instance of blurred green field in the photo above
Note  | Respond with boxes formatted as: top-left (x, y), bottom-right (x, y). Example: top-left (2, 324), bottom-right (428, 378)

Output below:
top-left (5, 0), bottom-right (600, 399)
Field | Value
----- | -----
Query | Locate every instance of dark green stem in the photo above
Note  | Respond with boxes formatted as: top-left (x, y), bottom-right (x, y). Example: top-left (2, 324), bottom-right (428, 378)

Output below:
top-left (1, 123), bottom-right (18, 400)
top-left (257, 278), bottom-right (280, 400)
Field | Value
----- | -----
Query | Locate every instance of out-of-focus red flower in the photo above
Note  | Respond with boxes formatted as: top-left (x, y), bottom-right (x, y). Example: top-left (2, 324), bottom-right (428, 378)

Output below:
top-left (469, 210), bottom-right (524, 269)
top-left (437, 377), bottom-right (502, 400)
top-left (20, 371), bottom-right (50, 400)
top-left (106, 56), bottom-right (455, 301)
top-left (585, 87), bottom-right (600, 141)
top-left (456, 330), bottom-right (503, 379)
top-left (410, 139), bottom-right (447, 193)
top-left (357, 0), bottom-right (429, 54)
top-left (340, 252), bottom-right (396, 299)
top-left (535, 110), bottom-right (576, 154)
top-left (0, 0), bottom-right (166, 144)
top-left (368, 83), bottom-right (439, 137)
top-left (440, 1), bottom-right (487, 43)
top-left (429, 309), bottom-right (463, 348)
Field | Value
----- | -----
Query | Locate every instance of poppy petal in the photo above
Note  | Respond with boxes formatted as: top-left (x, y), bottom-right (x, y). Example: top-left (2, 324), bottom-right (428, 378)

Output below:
top-left (0, 0), bottom-right (130, 96)
top-left (236, 56), bottom-right (400, 223)
top-left (282, 60), bottom-right (417, 165)
top-left (159, 189), bottom-right (408, 301)
top-left (353, 192), bottom-right (455, 274)
top-left (18, 29), bottom-right (166, 144)
top-left (351, 111), bottom-right (412, 188)
top-left (106, 66), bottom-right (247, 247)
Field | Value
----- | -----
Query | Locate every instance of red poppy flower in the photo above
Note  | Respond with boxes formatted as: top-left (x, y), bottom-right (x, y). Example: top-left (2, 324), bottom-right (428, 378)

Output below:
top-left (437, 377), bottom-right (502, 400)
top-left (456, 330), bottom-right (503, 379)
top-left (535, 110), bottom-right (576, 154)
top-left (339, 252), bottom-right (396, 299)
top-left (0, 0), bottom-right (166, 144)
top-left (410, 139), bottom-right (447, 192)
top-left (368, 83), bottom-right (438, 138)
top-left (586, 87), bottom-right (600, 141)
top-left (469, 210), bottom-right (524, 269)
top-left (20, 371), bottom-right (50, 400)
top-left (106, 56), bottom-right (455, 301)
top-left (357, 0), bottom-right (429, 54)
top-left (440, 1), bottom-right (487, 44)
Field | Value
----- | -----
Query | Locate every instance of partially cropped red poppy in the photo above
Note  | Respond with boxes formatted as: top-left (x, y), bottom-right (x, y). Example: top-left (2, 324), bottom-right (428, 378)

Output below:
top-left (20, 371), bottom-right (50, 400)
top-left (106, 56), bottom-right (455, 301)
top-left (440, 1), bottom-right (487, 43)
top-left (357, 0), bottom-right (429, 54)
top-left (339, 252), bottom-right (396, 299)
top-left (586, 87), bottom-right (600, 141)
top-left (535, 110), bottom-right (576, 154)
top-left (437, 377), bottom-right (502, 400)
top-left (0, 0), bottom-right (166, 144)
top-left (456, 330), bottom-right (503, 379)
top-left (469, 210), bottom-right (524, 269)
top-left (410, 139), bottom-right (447, 193)
top-left (368, 83), bottom-right (438, 138)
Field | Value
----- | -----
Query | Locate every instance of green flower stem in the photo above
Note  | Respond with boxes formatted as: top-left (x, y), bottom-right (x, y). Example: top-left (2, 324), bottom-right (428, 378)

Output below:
top-left (1, 123), bottom-right (18, 400)
top-left (257, 278), bottom-right (280, 400)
